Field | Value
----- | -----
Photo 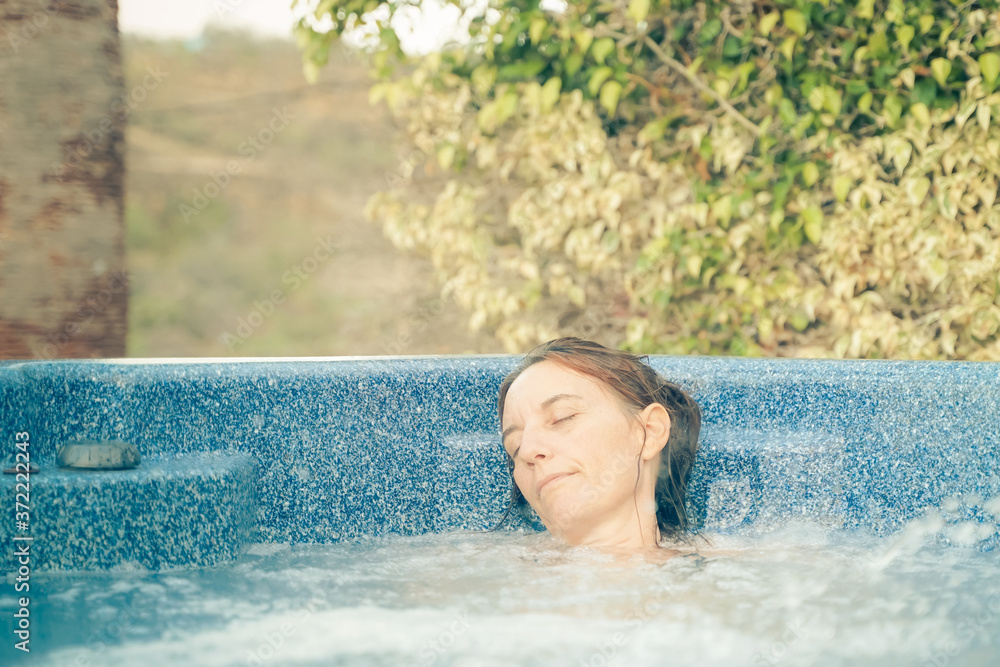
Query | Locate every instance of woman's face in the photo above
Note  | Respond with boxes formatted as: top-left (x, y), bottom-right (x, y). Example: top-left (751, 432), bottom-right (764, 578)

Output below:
top-left (501, 359), bottom-right (667, 547)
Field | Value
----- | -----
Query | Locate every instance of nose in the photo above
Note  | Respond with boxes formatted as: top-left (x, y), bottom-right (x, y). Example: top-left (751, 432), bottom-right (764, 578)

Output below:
top-left (515, 422), bottom-right (551, 464)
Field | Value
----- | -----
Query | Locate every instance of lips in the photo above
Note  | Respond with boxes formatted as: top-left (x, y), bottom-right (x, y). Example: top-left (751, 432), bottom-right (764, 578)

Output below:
top-left (536, 472), bottom-right (574, 495)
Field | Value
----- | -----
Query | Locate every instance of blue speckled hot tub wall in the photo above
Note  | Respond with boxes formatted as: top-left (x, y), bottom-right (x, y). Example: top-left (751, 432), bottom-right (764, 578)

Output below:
top-left (1, 356), bottom-right (998, 573)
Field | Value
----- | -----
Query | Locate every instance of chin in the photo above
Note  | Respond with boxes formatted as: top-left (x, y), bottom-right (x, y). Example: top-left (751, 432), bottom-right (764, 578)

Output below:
top-left (538, 494), bottom-right (592, 540)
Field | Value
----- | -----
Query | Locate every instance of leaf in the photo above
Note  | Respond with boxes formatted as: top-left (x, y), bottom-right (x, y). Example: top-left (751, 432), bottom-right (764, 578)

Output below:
top-left (686, 254), bottom-right (703, 278)
top-left (824, 87), bottom-right (842, 117)
top-left (437, 144), bottom-right (456, 170)
top-left (628, 0), bottom-right (650, 24)
top-left (529, 17), bottom-right (547, 45)
top-left (769, 209), bottom-right (784, 232)
top-left (498, 59), bottom-right (547, 81)
top-left (711, 196), bottom-right (733, 226)
top-left (888, 138), bottom-right (912, 172)
top-left (477, 101), bottom-right (498, 133)
top-left (789, 311), bottom-right (811, 332)
top-left (638, 115), bottom-right (671, 144)
top-left (591, 37), bottom-right (615, 65)
top-left (909, 102), bottom-right (931, 127)
top-left (802, 162), bottom-right (820, 187)
top-left (599, 80), bottom-right (622, 116)
top-left (882, 94), bottom-right (903, 126)
top-left (808, 86), bottom-right (826, 111)
top-left (588, 66), bottom-right (613, 96)
top-left (757, 317), bottom-right (774, 342)
top-left (783, 9), bottom-right (808, 37)
top-left (858, 91), bottom-right (873, 113)
top-left (980, 52), bottom-right (1000, 87)
top-left (955, 99), bottom-right (977, 129)
top-left (938, 23), bottom-right (954, 46)
top-left (906, 176), bottom-right (931, 204)
top-left (792, 112), bottom-right (814, 138)
top-left (919, 15), bottom-right (934, 34)
top-left (833, 175), bottom-right (852, 202)
top-left (857, 0), bottom-right (875, 20)
top-left (564, 52), bottom-right (584, 77)
top-left (778, 98), bottom-right (797, 125)
top-left (698, 19), bottom-right (723, 45)
top-left (779, 36), bottom-right (797, 61)
top-left (496, 89), bottom-right (519, 125)
top-left (977, 102), bottom-right (991, 133)
top-left (928, 257), bottom-right (948, 291)
top-left (896, 24), bottom-right (914, 52)
top-left (759, 12), bottom-right (780, 37)
top-left (540, 76), bottom-right (562, 113)
top-left (846, 79), bottom-right (869, 96)
top-left (885, 0), bottom-right (904, 24)
top-left (573, 29), bottom-right (593, 55)
top-left (471, 64), bottom-right (497, 96)
top-left (601, 229), bottom-right (621, 253)
top-left (802, 206), bottom-right (823, 244)
top-left (931, 58), bottom-right (952, 87)
top-left (807, 85), bottom-right (841, 117)
top-left (868, 30), bottom-right (889, 59)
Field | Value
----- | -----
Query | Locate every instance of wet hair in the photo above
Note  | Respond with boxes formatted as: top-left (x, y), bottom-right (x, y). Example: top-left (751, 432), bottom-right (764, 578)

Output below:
top-left (489, 337), bottom-right (701, 541)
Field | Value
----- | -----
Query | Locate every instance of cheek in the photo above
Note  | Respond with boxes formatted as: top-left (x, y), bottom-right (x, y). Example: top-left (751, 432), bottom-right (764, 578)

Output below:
top-left (577, 424), bottom-right (641, 492)
top-left (578, 422), bottom-right (633, 469)
top-left (512, 467), bottom-right (534, 500)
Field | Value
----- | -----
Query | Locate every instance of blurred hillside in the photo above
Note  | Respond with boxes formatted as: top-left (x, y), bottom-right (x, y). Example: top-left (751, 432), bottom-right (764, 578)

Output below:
top-left (123, 29), bottom-right (503, 357)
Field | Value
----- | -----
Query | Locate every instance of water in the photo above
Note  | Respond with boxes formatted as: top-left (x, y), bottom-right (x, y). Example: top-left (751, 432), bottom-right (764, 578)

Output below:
top-left (3, 516), bottom-right (999, 667)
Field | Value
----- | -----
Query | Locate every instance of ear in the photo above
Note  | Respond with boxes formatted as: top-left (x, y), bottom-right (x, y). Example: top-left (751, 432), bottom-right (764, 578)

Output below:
top-left (637, 403), bottom-right (671, 462)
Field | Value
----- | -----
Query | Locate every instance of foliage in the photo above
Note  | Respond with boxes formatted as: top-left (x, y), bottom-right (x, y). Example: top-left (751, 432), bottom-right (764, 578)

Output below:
top-left (296, 0), bottom-right (1000, 359)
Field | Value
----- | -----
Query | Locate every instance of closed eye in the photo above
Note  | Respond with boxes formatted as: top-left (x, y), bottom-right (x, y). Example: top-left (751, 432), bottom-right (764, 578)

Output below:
top-left (505, 414), bottom-right (579, 459)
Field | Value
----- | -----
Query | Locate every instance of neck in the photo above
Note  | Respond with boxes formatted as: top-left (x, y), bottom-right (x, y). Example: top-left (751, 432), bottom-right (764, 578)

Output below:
top-left (555, 501), bottom-right (662, 550)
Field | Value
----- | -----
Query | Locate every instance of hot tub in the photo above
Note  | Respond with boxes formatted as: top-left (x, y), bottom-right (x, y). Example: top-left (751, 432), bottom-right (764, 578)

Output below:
top-left (1, 356), bottom-right (998, 665)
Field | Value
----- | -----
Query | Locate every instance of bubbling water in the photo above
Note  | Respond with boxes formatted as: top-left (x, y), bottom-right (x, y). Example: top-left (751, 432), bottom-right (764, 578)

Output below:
top-left (11, 496), bottom-right (1000, 667)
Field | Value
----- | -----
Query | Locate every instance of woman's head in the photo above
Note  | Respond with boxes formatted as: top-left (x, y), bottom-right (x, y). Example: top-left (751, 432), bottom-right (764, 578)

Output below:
top-left (496, 337), bottom-right (701, 548)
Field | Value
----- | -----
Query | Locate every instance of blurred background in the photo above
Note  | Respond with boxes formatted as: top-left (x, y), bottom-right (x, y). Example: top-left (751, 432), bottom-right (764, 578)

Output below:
top-left (2, 0), bottom-right (999, 360)
top-left (0, 0), bottom-right (503, 358)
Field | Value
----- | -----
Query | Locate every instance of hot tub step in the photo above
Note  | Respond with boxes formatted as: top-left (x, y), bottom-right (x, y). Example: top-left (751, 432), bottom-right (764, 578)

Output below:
top-left (0, 451), bottom-right (258, 573)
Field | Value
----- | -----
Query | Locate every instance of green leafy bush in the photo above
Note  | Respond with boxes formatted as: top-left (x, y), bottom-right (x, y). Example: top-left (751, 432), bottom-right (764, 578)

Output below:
top-left (297, 0), bottom-right (1000, 358)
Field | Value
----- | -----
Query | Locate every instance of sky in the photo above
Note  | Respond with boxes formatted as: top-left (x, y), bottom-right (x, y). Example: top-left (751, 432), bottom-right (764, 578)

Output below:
top-left (118, 0), bottom-right (488, 54)
top-left (119, 0), bottom-right (301, 39)
top-left (118, 0), bottom-right (566, 53)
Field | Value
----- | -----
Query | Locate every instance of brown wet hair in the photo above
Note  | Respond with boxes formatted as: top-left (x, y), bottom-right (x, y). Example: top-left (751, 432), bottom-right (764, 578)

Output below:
top-left (490, 337), bottom-right (701, 541)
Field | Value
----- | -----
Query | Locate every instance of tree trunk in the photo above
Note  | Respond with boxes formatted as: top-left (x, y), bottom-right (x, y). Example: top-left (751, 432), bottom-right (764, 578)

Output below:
top-left (0, 0), bottom-right (127, 359)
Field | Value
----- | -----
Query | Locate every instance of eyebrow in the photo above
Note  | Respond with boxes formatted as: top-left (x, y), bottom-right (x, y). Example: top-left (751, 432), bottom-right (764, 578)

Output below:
top-left (501, 393), bottom-right (584, 458)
